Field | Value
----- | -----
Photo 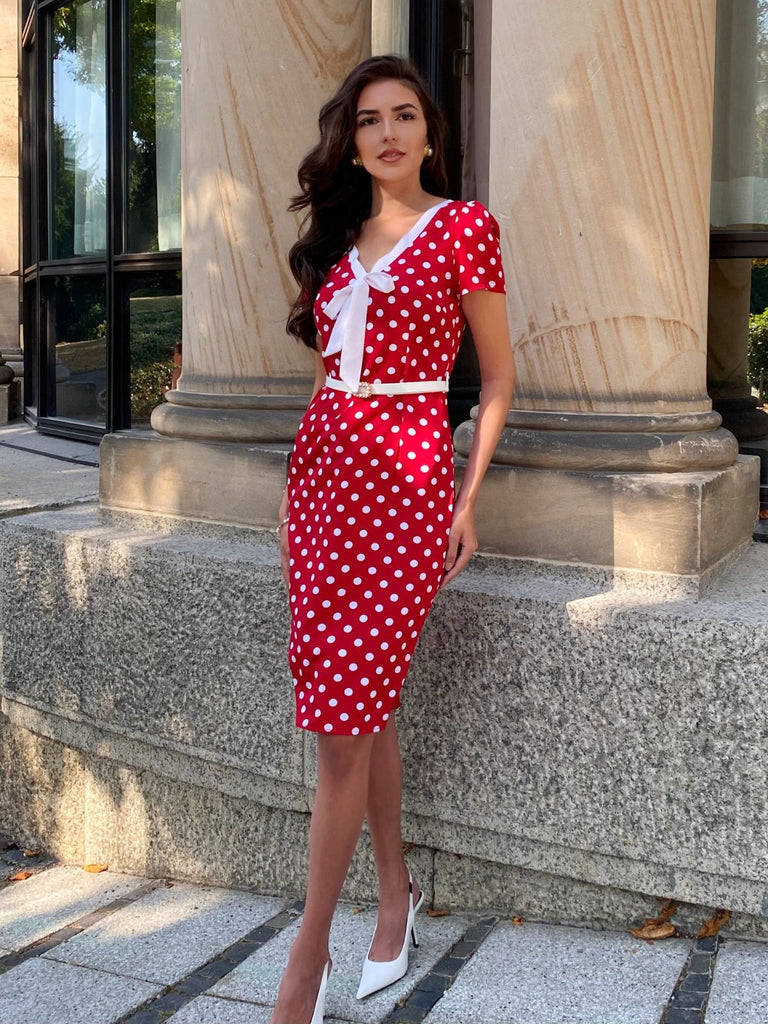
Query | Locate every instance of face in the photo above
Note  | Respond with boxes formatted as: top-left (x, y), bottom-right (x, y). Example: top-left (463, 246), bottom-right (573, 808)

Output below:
top-left (353, 79), bottom-right (430, 185)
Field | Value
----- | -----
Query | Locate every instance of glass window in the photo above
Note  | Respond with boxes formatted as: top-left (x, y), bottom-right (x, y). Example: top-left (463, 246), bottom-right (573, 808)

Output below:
top-left (50, 1), bottom-right (108, 260)
top-left (126, 0), bottom-right (182, 253)
top-left (127, 270), bottom-right (182, 425)
top-left (49, 274), bottom-right (107, 425)
top-left (711, 1), bottom-right (768, 231)
top-left (22, 0), bottom-right (182, 439)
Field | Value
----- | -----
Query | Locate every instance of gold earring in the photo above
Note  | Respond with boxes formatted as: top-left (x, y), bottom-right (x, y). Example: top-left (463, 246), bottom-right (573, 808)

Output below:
top-left (352, 154), bottom-right (363, 167)
top-left (424, 144), bottom-right (434, 158)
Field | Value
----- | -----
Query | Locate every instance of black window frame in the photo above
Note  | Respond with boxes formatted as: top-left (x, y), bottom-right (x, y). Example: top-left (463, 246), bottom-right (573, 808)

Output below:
top-left (20, 0), bottom-right (182, 443)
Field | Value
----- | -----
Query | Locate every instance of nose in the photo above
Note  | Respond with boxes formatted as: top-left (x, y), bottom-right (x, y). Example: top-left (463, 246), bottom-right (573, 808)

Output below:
top-left (382, 117), bottom-right (398, 141)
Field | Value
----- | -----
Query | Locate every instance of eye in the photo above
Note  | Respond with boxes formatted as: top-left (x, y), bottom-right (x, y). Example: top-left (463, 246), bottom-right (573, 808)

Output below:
top-left (358, 117), bottom-right (377, 127)
top-left (398, 112), bottom-right (416, 120)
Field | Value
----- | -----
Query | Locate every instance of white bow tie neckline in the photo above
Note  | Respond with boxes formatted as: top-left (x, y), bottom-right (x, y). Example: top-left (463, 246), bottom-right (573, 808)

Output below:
top-left (321, 199), bottom-right (452, 391)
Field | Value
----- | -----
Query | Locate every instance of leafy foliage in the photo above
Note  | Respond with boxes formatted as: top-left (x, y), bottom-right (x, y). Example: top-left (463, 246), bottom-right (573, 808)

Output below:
top-left (129, 293), bottom-right (181, 421)
top-left (748, 308), bottom-right (768, 387)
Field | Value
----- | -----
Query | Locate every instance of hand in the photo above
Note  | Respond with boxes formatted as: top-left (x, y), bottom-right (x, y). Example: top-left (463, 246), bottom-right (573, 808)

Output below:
top-left (278, 489), bottom-right (290, 588)
top-left (441, 502), bottom-right (477, 589)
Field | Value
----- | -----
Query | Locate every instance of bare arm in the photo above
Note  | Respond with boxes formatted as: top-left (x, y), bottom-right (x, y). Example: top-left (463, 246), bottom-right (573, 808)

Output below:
top-left (441, 290), bottom-right (515, 587)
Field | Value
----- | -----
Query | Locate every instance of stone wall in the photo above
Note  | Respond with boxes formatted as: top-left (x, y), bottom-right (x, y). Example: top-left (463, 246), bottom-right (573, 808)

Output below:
top-left (2, 502), bottom-right (768, 938)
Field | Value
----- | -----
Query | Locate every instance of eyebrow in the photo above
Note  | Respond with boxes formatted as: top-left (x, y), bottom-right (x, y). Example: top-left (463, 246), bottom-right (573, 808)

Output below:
top-left (356, 102), bottom-right (419, 116)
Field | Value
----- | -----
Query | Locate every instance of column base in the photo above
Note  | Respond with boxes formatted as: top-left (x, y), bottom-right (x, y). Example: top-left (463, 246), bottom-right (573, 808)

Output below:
top-left (456, 409), bottom-right (738, 472)
top-left (151, 389), bottom-right (309, 442)
top-left (1, 347), bottom-right (24, 378)
top-left (99, 430), bottom-right (290, 527)
top-left (711, 395), bottom-right (768, 442)
top-left (467, 456), bottom-right (759, 576)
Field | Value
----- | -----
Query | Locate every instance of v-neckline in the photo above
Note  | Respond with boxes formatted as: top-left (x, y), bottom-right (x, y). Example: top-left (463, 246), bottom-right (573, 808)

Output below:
top-left (349, 199), bottom-right (452, 277)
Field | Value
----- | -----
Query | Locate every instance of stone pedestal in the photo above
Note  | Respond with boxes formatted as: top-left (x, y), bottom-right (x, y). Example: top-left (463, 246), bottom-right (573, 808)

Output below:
top-left (458, 0), bottom-right (757, 574)
top-left (101, 1), bottom-right (370, 516)
top-left (0, 378), bottom-right (19, 424)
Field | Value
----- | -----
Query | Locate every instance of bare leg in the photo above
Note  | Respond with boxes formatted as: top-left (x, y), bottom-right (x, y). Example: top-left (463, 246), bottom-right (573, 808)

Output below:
top-left (270, 732), bottom-right (375, 1024)
top-left (365, 717), bottom-right (422, 961)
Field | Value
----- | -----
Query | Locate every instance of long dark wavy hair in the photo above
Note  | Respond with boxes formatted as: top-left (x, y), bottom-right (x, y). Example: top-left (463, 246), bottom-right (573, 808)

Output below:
top-left (286, 55), bottom-right (449, 350)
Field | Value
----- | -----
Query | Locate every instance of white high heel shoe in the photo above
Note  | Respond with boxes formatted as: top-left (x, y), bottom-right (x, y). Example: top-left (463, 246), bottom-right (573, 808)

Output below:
top-left (310, 961), bottom-right (330, 1024)
top-left (356, 873), bottom-right (424, 1000)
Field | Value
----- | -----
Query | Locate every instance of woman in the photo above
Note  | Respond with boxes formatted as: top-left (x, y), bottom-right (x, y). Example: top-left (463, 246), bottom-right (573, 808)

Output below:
top-left (272, 55), bottom-right (515, 1024)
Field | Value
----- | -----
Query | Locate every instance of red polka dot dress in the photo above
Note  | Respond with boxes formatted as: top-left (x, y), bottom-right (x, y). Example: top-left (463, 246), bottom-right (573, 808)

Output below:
top-left (287, 200), bottom-right (506, 735)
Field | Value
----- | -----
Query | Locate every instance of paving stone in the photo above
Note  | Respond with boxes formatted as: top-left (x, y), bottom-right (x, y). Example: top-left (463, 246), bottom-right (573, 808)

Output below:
top-left (423, 921), bottom-right (691, 1024)
top-left (169, 994), bottom-right (348, 1023)
top-left (209, 901), bottom-right (471, 1023)
top-left (704, 940), bottom-right (768, 1023)
top-left (46, 882), bottom-right (285, 985)
top-left (0, 865), bottom-right (146, 952)
top-left (0, 956), bottom-right (160, 1024)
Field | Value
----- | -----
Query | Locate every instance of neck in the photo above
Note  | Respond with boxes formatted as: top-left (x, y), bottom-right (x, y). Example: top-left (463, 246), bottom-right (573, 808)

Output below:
top-left (369, 178), bottom-right (434, 217)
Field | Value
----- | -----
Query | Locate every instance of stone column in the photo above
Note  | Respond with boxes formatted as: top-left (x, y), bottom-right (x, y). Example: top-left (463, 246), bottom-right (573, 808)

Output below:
top-left (101, 0), bottom-right (370, 523)
top-left (455, 0), bottom-right (758, 576)
top-left (707, 258), bottom-right (768, 441)
top-left (0, 0), bottom-right (20, 422)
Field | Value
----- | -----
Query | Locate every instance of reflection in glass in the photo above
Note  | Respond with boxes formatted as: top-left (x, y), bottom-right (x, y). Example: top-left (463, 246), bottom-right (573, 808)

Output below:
top-left (128, 270), bottom-right (182, 425)
top-left (50, 275), bottom-right (107, 424)
top-left (127, 0), bottom-right (182, 253)
top-left (50, 1), bottom-right (107, 259)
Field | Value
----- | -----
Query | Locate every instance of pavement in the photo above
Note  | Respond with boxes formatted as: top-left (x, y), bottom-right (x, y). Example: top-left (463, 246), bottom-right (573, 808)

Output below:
top-left (2, 422), bottom-right (768, 1024)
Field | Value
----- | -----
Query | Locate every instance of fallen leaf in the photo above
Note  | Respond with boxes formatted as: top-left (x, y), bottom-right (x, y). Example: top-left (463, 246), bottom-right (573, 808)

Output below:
top-left (627, 899), bottom-right (679, 941)
top-left (698, 909), bottom-right (730, 938)
top-left (760, 509), bottom-right (768, 520)
top-left (427, 906), bottom-right (450, 917)
top-left (511, 916), bottom-right (525, 926)
top-left (8, 871), bottom-right (32, 881)
top-left (23, 849), bottom-right (41, 858)
top-left (655, 899), bottom-right (679, 923)
top-left (83, 863), bottom-right (108, 873)
top-left (628, 921), bottom-right (677, 941)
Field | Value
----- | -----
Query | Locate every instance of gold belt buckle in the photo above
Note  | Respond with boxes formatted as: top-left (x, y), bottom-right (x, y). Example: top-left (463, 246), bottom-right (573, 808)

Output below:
top-left (354, 381), bottom-right (373, 399)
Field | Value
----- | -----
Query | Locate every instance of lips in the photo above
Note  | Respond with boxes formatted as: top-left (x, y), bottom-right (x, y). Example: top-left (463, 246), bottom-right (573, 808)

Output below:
top-left (378, 149), bottom-right (405, 161)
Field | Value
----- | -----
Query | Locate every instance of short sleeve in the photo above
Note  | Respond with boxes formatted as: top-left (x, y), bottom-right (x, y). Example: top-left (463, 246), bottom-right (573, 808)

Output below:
top-left (451, 201), bottom-right (506, 298)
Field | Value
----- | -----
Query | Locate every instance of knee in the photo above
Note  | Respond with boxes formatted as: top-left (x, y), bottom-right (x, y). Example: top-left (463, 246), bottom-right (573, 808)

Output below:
top-left (317, 733), bottom-right (374, 783)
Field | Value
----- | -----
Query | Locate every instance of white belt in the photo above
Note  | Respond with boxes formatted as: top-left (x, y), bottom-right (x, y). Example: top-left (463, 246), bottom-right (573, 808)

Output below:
top-left (324, 376), bottom-right (449, 399)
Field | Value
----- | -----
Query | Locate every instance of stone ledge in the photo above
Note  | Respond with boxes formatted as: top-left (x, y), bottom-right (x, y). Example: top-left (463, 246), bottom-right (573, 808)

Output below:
top-left (2, 506), bottom-right (768, 926)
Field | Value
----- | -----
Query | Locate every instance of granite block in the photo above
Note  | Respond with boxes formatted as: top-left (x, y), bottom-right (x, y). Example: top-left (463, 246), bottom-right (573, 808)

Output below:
top-left (0, 505), bottom-right (303, 789)
top-left (3, 505), bottom-right (768, 926)
top-left (0, 864), bottom-right (145, 952)
top-left (170, 995), bottom-right (347, 1023)
top-left (0, 719), bottom-right (86, 863)
top-left (45, 881), bottom-right (286, 984)
top-left (209, 901), bottom-right (472, 1023)
top-left (78, 750), bottom-right (313, 893)
top-left (424, 920), bottom-right (691, 1024)
top-left (704, 940), bottom-right (768, 1023)
top-left (0, 957), bottom-right (161, 1024)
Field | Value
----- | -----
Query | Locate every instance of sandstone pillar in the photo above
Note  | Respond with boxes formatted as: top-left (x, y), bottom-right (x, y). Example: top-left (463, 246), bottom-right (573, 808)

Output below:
top-left (707, 258), bottom-right (768, 441)
top-left (0, 0), bottom-right (20, 421)
top-left (455, 0), bottom-right (758, 575)
top-left (100, 1), bottom-right (370, 522)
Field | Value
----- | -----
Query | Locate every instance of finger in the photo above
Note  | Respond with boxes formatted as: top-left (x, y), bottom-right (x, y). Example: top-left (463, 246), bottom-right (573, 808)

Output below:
top-left (444, 532), bottom-right (459, 572)
top-left (441, 539), bottom-right (476, 588)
